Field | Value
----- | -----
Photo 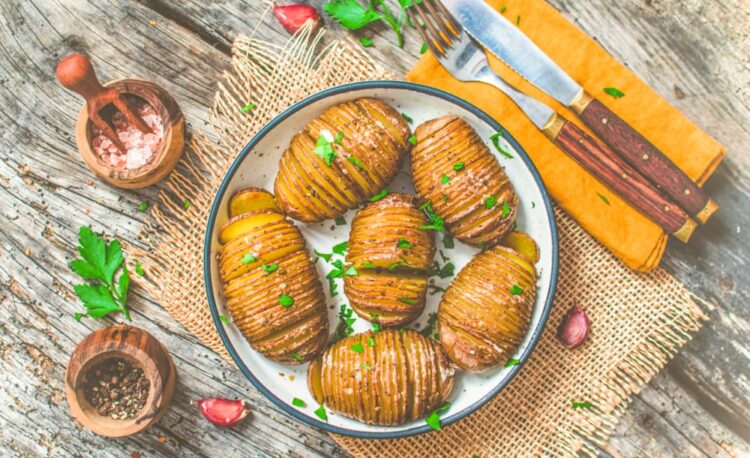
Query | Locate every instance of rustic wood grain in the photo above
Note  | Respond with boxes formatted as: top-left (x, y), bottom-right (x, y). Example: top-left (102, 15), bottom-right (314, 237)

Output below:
top-left (0, 0), bottom-right (748, 457)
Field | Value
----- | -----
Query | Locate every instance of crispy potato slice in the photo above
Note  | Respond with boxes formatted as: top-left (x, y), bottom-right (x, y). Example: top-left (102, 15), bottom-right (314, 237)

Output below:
top-left (344, 271), bottom-right (427, 326)
top-left (438, 244), bottom-right (537, 371)
top-left (229, 187), bottom-right (279, 218)
top-left (219, 209), bottom-right (285, 244)
top-left (307, 329), bottom-right (454, 426)
top-left (411, 116), bottom-right (519, 248)
top-left (502, 231), bottom-right (540, 264)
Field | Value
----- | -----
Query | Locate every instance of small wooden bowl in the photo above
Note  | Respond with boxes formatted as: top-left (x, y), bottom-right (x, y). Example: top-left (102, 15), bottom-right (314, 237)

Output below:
top-left (75, 78), bottom-right (185, 189)
top-left (65, 325), bottom-right (176, 437)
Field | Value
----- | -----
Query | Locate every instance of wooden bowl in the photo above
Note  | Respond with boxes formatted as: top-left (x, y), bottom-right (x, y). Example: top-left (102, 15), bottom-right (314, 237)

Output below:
top-left (74, 78), bottom-right (185, 189)
top-left (65, 325), bottom-right (176, 437)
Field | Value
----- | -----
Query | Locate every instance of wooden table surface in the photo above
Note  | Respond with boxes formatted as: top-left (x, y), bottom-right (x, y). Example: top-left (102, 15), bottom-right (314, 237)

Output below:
top-left (1, 1), bottom-right (748, 456)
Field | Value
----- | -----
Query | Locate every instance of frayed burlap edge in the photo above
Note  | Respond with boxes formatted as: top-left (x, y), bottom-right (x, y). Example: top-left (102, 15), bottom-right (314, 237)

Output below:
top-left (131, 24), bottom-right (709, 457)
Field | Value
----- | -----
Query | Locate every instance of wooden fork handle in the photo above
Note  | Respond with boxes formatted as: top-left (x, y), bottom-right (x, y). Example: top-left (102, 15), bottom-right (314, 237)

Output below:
top-left (571, 92), bottom-right (717, 224)
top-left (543, 113), bottom-right (697, 242)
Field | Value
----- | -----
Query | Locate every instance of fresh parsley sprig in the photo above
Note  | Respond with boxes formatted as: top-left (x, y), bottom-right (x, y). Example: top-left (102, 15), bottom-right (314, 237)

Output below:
top-left (69, 227), bottom-right (132, 321)
top-left (324, 0), bottom-right (420, 48)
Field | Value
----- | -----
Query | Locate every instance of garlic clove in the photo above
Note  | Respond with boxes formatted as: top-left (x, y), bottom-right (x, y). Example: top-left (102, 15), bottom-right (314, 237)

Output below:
top-left (196, 398), bottom-right (250, 427)
top-left (273, 4), bottom-right (321, 34)
top-left (557, 303), bottom-right (590, 349)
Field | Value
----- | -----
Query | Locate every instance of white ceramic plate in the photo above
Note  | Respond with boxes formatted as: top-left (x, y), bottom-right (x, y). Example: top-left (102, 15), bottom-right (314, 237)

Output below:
top-left (204, 81), bottom-right (558, 439)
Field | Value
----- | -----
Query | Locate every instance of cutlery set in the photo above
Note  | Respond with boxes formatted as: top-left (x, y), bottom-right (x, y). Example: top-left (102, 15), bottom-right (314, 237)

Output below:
top-left (409, 0), bottom-right (718, 242)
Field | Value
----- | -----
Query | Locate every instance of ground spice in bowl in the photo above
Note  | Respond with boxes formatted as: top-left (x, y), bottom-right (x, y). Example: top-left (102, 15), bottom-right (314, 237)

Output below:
top-left (83, 357), bottom-right (150, 420)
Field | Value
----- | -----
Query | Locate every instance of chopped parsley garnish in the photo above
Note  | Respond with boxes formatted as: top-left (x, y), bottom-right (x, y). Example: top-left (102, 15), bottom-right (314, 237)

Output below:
top-left (504, 358), bottom-right (520, 367)
top-left (69, 227), bottom-right (132, 321)
top-left (425, 402), bottom-right (450, 431)
top-left (335, 132), bottom-right (344, 144)
top-left (360, 363), bottom-right (372, 371)
top-left (240, 253), bottom-right (257, 264)
top-left (408, 134), bottom-right (417, 145)
top-left (279, 294), bottom-right (295, 307)
top-left (348, 156), bottom-right (367, 170)
top-left (314, 405), bottom-right (328, 421)
top-left (531, 201), bottom-right (536, 208)
top-left (485, 196), bottom-right (498, 209)
top-left (333, 304), bottom-right (357, 341)
top-left (292, 397), bottom-right (307, 408)
top-left (440, 174), bottom-right (451, 185)
top-left (572, 401), bottom-right (593, 409)
top-left (344, 265), bottom-right (358, 276)
top-left (219, 314), bottom-right (229, 324)
top-left (420, 312), bottom-right (439, 340)
top-left (74, 312), bottom-right (83, 321)
top-left (262, 263), bottom-right (279, 274)
top-left (442, 195), bottom-right (449, 203)
top-left (443, 234), bottom-right (454, 249)
top-left (401, 112), bottom-right (413, 123)
top-left (367, 336), bottom-right (375, 347)
top-left (137, 201), bottom-right (149, 212)
top-left (452, 162), bottom-right (465, 171)
top-left (387, 260), bottom-right (407, 271)
top-left (134, 261), bottom-right (145, 277)
top-left (603, 87), bottom-right (625, 99)
top-left (182, 199), bottom-right (191, 210)
top-left (419, 201), bottom-right (445, 232)
top-left (292, 351), bottom-right (304, 362)
top-left (597, 192), bottom-right (610, 205)
top-left (516, 15), bottom-right (520, 25)
top-left (489, 131), bottom-right (513, 158)
top-left (350, 342), bottom-right (365, 353)
top-left (372, 322), bottom-right (382, 333)
top-left (328, 277), bottom-right (339, 297)
top-left (427, 284), bottom-right (446, 295)
top-left (427, 261), bottom-right (454, 279)
top-left (420, 42), bottom-right (428, 54)
top-left (313, 131), bottom-right (337, 166)
top-left (361, 262), bottom-right (377, 268)
top-left (332, 241), bottom-right (349, 255)
top-left (397, 297), bottom-right (416, 305)
top-left (397, 238), bottom-right (412, 249)
top-left (369, 188), bottom-right (389, 202)
top-left (359, 36), bottom-right (373, 47)
top-left (315, 249), bottom-right (333, 262)
top-left (500, 5), bottom-right (507, 13)
top-left (240, 102), bottom-right (256, 112)
top-left (335, 216), bottom-right (347, 226)
top-left (510, 284), bottom-right (523, 295)
top-left (501, 201), bottom-right (511, 218)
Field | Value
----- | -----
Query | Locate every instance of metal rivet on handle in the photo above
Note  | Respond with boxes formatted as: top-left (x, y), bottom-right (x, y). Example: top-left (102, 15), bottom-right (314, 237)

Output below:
top-left (642, 154), bottom-right (649, 160)
top-left (602, 118), bottom-right (608, 124)
top-left (684, 189), bottom-right (691, 195)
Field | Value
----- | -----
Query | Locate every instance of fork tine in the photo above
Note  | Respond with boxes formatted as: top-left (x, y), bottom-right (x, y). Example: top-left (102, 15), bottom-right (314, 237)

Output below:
top-left (410, 2), bottom-right (449, 56)
top-left (430, 0), bottom-right (461, 36)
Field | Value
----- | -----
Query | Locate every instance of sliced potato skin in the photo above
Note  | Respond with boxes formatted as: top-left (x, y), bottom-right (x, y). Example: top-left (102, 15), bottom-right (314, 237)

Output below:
top-left (229, 187), bottom-right (279, 217)
top-left (345, 193), bottom-right (435, 326)
top-left (411, 116), bottom-right (519, 248)
top-left (307, 329), bottom-right (455, 426)
top-left (438, 244), bottom-right (537, 371)
top-left (218, 188), bottom-right (328, 364)
top-left (274, 98), bottom-right (411, 222)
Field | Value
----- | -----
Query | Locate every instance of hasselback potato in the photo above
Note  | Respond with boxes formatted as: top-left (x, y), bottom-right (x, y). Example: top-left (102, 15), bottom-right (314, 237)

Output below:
top-left (411, 115), bottom-right (519, 248)
top-left (274, 98), bottom-right (412, 222)
top-left (438, 234), bottom-right (538, 371)
top-left (218, 188), bottom-right (328, 364)
top-left (344, 193), bottom-right (435, 327)
top-left (307, 329), bottom-right (455, 426)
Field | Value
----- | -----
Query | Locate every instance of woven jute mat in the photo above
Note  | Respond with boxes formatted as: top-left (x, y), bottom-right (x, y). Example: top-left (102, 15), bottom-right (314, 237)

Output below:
top-left (135, 26), bottom-right (708, 457)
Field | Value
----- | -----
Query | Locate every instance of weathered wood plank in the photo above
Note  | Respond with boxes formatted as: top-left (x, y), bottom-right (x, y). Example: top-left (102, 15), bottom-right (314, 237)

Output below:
top-left (0, 0), bottom-right (748, 456)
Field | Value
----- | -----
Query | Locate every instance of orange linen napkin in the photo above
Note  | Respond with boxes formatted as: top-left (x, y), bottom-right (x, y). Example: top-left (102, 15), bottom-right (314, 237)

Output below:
top-left (406, 0), bottom-right (724, 272)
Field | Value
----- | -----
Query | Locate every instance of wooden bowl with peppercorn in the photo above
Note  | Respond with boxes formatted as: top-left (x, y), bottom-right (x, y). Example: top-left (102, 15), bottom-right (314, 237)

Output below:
top-left (65, 325), bottom-right (176, 437)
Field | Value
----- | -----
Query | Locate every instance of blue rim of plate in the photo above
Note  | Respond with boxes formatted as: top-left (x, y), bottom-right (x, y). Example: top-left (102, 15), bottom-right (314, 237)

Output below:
top-left (204, 80), bottom-right (558, 439)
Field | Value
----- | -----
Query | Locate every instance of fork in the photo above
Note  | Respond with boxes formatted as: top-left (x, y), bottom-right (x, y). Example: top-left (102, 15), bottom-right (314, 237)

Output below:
top-left (408, 0), bottom-right (697, 243)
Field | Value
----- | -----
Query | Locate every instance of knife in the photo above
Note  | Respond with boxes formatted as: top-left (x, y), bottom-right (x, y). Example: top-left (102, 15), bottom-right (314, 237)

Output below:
top-left (442, 0), bottom-right (718, 224)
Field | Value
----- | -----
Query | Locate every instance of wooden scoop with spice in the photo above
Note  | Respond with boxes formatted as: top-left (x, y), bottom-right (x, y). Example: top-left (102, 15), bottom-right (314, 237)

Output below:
top-left (55, 53), bottom-right (185, 189)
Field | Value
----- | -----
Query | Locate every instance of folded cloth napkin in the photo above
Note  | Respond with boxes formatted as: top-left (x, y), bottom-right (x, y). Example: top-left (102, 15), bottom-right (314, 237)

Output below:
top-left (406, 0), bottom-right (724, 272)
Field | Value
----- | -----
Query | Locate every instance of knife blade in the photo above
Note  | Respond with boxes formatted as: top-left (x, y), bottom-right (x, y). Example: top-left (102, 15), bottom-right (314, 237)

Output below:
top-left (442, 0), bottom-right (582, 106)
top-left (442, 0), bottom-right (717, 223)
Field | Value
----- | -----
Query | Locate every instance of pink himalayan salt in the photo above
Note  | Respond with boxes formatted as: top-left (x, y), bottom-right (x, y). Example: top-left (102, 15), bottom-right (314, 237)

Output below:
top-left (91, 101), bottom-right (164, 171)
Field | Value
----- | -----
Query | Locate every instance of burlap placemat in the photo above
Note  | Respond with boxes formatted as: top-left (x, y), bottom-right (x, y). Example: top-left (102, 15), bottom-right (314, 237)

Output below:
top-left (135, 26), bottom-right (708, 457)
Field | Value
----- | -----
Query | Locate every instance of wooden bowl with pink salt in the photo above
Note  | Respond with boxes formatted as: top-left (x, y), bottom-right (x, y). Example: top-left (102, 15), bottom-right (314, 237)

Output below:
top-left (75, 78), bottom-right (185, 189)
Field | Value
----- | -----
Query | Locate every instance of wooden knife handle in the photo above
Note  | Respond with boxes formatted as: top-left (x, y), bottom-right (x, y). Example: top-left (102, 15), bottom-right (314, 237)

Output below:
top-left (543, 113), bottom-right (696, 242)
top-left (571, 92), bottom-right (718, 224)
